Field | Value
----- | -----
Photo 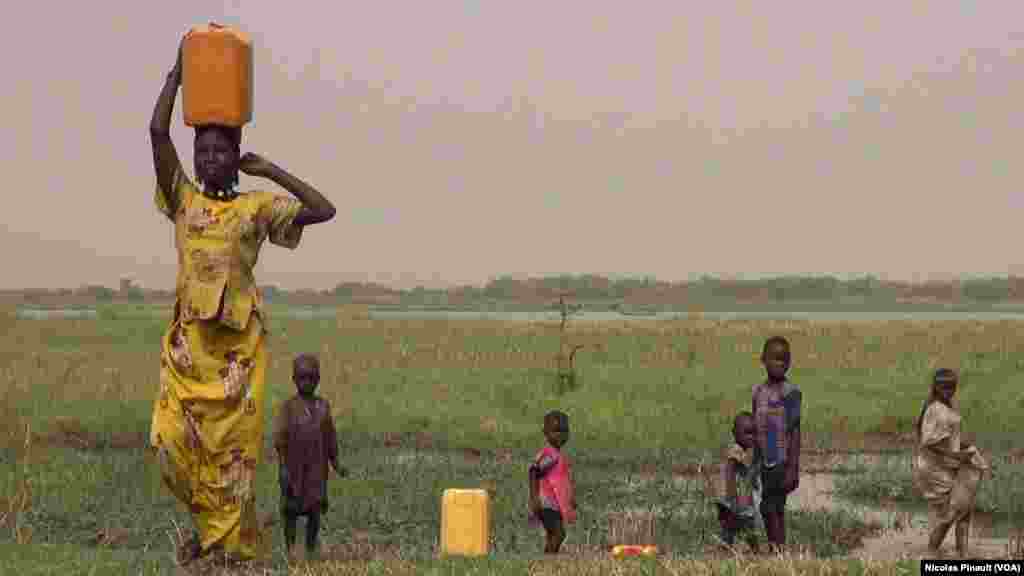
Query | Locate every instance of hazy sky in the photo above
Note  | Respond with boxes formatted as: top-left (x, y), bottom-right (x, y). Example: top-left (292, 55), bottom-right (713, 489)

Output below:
top-left (5, 1), bottom-right (1024, 289)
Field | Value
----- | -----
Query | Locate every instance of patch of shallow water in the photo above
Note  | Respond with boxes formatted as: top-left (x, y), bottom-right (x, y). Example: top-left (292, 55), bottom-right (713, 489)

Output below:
top-left (16, 308), bottom-right (98, 319)
top-left (789, 473), bottom-right (916, 532)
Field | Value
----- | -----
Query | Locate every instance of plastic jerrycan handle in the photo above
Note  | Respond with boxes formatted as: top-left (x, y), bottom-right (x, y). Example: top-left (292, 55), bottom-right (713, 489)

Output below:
top-left (185, 22), bottom-right (224, 39)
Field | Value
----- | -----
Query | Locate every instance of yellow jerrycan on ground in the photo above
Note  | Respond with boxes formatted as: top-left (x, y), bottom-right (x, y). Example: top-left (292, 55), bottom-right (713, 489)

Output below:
top-left (181, 22), bottom-right (254, 128)
top-left (440, 488), bottom-right (491, 556)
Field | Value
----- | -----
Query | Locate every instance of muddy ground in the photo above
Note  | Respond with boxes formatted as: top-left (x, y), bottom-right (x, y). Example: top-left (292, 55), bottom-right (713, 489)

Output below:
top-left (789, 470), bottom-right (1014, 560)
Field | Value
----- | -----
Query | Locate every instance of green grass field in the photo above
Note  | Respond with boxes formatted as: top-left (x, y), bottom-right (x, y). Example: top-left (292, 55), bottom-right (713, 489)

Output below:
top-left (1, 306), bottom-right (1022, 574)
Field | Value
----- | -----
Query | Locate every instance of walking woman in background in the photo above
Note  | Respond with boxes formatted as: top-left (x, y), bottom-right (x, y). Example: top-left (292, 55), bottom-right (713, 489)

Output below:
top-left (914, 368), bottom-right (991, 558)
top-left (148, 38), bottom-right (335, 564)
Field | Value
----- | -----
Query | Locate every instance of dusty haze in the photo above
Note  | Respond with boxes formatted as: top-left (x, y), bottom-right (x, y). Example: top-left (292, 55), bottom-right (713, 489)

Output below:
top-left (3, 1), bottom-right (1024, 290)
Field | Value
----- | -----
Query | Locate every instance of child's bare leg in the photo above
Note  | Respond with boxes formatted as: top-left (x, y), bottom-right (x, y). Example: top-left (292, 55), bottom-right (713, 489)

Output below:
top-left (718, 508), bottom-right (736, 545)
top-left (283, 512), bottom-right (298, 554)
top-left (745, 533), bottom-right (759, 554)
top-left (556, 525), bottom-right (566, 552)
top-left (760, 495), bottom-right (779, 548)
top-left (766, 513), bottom-right (784, 550)
top-left (544, 524), bottom-right (566, 554)
top-left (777, 511), bottom-right (786, 549)
top-left (760, 511), bottom-right (774, 545)
top-left (305, 510), bottom-right (321, 554)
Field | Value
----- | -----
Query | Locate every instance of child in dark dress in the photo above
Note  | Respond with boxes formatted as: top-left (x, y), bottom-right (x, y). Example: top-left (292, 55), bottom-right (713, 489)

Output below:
top-left (273, 354), bottom-right (346, 559)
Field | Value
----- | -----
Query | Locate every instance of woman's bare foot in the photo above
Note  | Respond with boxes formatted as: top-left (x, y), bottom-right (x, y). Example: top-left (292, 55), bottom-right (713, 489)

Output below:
top-left (175, 532), bottom-right (201, 566)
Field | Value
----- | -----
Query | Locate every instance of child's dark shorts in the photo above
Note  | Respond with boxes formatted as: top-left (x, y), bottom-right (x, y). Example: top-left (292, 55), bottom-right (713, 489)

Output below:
top-left (760, 464), bottom-right (788, 515)
top-left (537, 508), bottom-right (564, 534)
top-left (282, 489), bottom-right (328, 517)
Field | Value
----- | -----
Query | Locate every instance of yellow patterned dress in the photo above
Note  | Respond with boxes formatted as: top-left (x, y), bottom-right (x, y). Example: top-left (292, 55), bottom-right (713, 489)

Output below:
top-left (149, 166), bottom-right (303, 559)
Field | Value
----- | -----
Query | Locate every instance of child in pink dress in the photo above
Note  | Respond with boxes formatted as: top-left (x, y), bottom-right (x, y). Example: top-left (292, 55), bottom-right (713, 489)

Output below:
top-left (528, 411), bottom-right (576, 554)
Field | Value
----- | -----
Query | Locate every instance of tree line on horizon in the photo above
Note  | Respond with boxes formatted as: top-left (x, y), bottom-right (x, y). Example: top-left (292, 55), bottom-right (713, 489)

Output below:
top-left (7, 274), bottom-right (1024, 307)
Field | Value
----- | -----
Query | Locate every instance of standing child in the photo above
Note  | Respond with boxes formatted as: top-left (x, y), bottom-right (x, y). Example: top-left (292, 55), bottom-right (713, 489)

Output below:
top-left (273, 354), bottom-right (347, 560)
top-left (752, 336), bottom-right (802, 551)
top-left (715, 411), bottom-right (762, 552)
top-left (528, 411), bottom-right (577, 554)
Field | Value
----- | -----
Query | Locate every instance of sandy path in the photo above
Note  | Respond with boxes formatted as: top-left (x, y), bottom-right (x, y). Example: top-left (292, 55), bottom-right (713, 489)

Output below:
top-left (791, 472), bottom-right (1014, 560)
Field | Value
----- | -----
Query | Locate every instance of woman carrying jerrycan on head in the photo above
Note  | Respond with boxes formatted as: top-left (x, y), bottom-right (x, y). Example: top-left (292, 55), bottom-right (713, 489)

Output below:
top-left (148, 28), bottom-right (336, 565)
